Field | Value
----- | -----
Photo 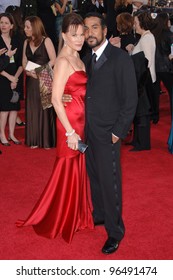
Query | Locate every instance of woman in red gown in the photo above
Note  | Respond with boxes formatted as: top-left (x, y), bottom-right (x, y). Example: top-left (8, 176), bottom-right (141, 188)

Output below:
top-left (16, 13), bottom-right (94, 243)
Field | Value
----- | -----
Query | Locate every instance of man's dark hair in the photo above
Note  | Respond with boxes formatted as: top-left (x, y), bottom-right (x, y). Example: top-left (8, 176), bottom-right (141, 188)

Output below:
top-left (84, 12), bottom-right (107, 29)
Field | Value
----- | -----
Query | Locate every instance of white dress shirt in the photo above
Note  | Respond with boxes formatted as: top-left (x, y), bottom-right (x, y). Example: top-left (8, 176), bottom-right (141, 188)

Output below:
top-left (92, 39), bottom-right (108, 60)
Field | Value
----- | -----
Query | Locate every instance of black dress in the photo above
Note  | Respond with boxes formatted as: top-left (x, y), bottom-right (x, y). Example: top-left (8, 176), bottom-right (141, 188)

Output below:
top-left (25, 39), bottom-right (56, 148)
top-left (120, 33), bottom-right (136, 52)
top-left (0, 35), bottom-right (22, 112)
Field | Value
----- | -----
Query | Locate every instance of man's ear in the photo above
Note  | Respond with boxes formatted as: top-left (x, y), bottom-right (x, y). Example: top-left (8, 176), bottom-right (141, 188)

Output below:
top-left (104, 27), bottom-right (107, 38)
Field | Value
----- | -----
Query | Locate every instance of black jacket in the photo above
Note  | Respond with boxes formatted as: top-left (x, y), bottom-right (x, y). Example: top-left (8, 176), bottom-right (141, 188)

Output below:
top-left (84, 43), bottom-right (138, 141)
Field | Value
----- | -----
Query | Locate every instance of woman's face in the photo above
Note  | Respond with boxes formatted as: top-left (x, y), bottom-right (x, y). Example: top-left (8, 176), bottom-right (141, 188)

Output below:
top-left (24, 20), bottom-right (33, 37)
top-left (134, 16), bottom-right (142, 34)
top-left (63, 24), bottom-right (85, 51)
top-left (0, 16), bottom-right (13, 35)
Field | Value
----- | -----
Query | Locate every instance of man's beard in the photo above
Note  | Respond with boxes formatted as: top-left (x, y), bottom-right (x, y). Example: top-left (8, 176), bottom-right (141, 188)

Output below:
top-left (85, 34), bottom-right (104, 49)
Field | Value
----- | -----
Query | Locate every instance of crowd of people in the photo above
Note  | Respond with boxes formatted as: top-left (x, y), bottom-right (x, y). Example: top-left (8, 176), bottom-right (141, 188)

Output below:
top-left (0, 0), bottom-right (173, 253)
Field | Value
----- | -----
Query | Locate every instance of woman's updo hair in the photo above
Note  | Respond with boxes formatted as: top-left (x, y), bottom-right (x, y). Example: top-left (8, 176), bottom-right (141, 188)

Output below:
top-left (58, 13), bottom-right (84, 53)
top-left (61, 13), bottom-right (84, 33)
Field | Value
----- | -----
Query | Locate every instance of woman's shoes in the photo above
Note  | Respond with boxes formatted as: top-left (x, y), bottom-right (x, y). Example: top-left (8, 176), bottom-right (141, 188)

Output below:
top-left (16, 121), bottom-right (25, 127)
top-left (0, 140), bottom-right (10, 146)
top-left (8, 137), bottom-right (22, 145)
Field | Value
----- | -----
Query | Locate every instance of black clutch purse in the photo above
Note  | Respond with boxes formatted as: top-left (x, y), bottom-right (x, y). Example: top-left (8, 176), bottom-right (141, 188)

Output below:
top-left (78, 140), bottom-right (88, 153)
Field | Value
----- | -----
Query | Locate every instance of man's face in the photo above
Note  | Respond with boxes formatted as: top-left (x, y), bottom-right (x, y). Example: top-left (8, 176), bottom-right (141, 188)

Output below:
top-left (84, 17), bottom-right (107, 51)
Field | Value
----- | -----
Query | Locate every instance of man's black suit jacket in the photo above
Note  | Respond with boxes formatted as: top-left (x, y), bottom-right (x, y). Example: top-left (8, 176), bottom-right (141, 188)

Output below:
top-left (84, 43), bottom-right (138, 143)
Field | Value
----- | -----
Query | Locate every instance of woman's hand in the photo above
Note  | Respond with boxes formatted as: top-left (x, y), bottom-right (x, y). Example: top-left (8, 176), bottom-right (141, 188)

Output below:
top-left (126, 44), bottom-right (134, 55)
top-left (10, 81), bottom-right (17, 90)
top-left (109, 36), bottom-right (121, 47)
top-left (66, 132), bottom-right (80, 151)
top-left (0, 48), bottom-right (7, 56)
top-left (26, 70), bottom-right (37, 79)
top-left (6, 48), bottom-right (17, 57)
top-left (7, 74), bottom-right (18, 83)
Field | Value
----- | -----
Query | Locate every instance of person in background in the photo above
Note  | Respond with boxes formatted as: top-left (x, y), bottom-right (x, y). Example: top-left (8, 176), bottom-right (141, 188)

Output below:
top-left (54, 0), bottom-right (70, 44)
top-left (0, 13), bottom-right (23, 146)
top-left (22, 16), bottom-right (56, 149)
top-left (132, 0), bottom-right (144, 14)
top-left (103, 0), bottom-right (117, 38)
top-left (20, 0), bottom-right (37, 21)
top-left (20, 0), bottom-right (37, 19)
top-left (37, 0), bottom-right (57, 52)
top-left (0, 47), bottom-right (16, 153)
top-left (152, 12), bottom-right (173, 122)
top-left (0, 0), bottom-right (21, 13)
top-left (116, 12), bottom-right (136, 51)
top-left (167, 53), bottom-right (173, 153)
top-left (16, 13), bottom-right (94, 243)
top-left (5, 5), bottom-right (26, 126)
top-left (126, 11), bottom-right (155, 151)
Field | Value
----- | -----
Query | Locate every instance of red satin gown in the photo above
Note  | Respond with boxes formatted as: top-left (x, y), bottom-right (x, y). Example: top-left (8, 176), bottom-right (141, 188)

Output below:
top-left (16, 71), bottom-right (94, 243)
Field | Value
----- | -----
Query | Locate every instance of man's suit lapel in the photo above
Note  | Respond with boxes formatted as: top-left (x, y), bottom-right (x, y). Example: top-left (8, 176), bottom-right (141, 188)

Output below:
top-left (92, 43), bottom-right (112, 73)
top-left (95, 52), bottom-right (107, 71)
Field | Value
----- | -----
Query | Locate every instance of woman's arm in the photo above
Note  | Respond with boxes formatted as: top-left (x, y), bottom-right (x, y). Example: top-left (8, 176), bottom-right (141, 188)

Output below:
top-left (44, 37), bottom-right (56, 67)
top-left (55, 0), bottom-right (68, 15)
top-left (10, 65), bottom-right (23, 90)
top-left (140, 34), bottom-right (155, 69)
top-left (52, 57), bottom-right (80, 150)
top-left (0, 47), bottom-right (18, 80)
top-left (22, 40), bottom-right (28, 69)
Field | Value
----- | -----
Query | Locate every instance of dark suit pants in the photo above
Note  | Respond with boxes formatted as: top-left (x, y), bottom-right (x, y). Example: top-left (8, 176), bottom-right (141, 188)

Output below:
top-left (86, 128), bottom-right (125, 241)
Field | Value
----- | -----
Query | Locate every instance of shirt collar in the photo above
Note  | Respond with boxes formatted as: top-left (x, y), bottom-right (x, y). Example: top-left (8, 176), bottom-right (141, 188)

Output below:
top-left (92, 39), bottom-right (108, 61)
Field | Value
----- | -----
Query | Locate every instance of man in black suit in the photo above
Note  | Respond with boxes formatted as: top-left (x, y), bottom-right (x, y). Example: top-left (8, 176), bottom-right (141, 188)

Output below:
top-left (83, 12), bottom-right (138, 254)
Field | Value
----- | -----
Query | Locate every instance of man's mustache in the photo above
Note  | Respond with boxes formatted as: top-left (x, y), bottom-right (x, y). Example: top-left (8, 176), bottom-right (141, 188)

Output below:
top-left (87, 36), bottom-right (96, 40)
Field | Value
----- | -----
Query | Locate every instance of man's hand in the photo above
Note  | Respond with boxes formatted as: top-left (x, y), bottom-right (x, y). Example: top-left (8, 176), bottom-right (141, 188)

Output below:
top-left (112, 134), bottom-right (119, 144)
top-left (62, 94), bottom-right (72, 106)
top-left (169, 54), bottom-right (173, 60)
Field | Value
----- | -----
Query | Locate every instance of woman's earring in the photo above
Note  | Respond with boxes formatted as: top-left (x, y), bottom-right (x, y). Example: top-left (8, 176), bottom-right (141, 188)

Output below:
top-left (64, 41), bottom-right (67, 47)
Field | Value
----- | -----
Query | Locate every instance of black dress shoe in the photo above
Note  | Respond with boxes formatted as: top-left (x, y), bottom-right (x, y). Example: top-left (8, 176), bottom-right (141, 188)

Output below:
top-left (102, 237), bottom-right (120, 254)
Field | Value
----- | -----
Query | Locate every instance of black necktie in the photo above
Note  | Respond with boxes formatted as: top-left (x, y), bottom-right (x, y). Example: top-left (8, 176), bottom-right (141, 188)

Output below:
top-left (91, 53), bottom-right (97, 72)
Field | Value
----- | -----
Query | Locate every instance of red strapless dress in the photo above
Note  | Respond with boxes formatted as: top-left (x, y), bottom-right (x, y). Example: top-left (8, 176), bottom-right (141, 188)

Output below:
top-left (16, 71), bottom-right (94, 243)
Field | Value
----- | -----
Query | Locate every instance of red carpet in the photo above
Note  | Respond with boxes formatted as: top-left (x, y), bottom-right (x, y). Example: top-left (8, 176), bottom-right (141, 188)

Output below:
top-left (0, 94), bottom-right (173, 260)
